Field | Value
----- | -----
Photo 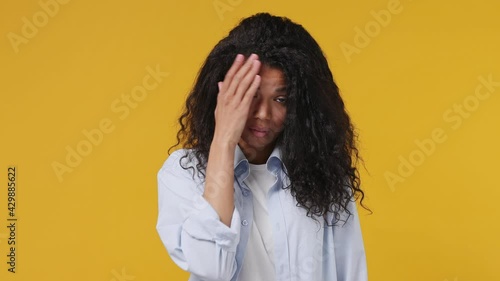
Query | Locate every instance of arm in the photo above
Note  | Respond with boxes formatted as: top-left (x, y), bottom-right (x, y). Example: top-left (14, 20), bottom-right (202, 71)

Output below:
top-left (333, 197), bottom-right (368, 281)
top-left (203, 52), bottom-right (261, 227)
top-left (203, 140), bottom-right (236, 227)
top-left (156, 53), bottom-right (262, 280)
top-left (156, 149), bottom-right (241, 281)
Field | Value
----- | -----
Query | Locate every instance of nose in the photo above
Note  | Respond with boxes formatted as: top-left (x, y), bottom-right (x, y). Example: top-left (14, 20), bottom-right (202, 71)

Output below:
top-left (252, 96), bottom-right (271, 120)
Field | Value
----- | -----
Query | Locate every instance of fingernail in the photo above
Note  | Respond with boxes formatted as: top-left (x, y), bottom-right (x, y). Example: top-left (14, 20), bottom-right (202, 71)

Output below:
top-left (235, 54), bottom-right (243, 61)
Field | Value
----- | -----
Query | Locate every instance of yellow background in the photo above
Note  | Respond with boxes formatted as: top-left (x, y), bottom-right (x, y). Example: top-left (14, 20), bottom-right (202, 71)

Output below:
top-left (1, 0), bottom-right (499, 280)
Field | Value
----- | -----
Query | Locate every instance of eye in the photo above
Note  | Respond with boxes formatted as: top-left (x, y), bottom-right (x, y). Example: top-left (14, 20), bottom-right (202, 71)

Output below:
top-left (275, 97), bottom-right (287, 104)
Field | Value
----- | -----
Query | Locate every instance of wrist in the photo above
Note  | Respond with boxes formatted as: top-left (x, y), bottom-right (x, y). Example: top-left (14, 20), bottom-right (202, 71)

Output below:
top-left (211, 134), bottom-right (238, 150)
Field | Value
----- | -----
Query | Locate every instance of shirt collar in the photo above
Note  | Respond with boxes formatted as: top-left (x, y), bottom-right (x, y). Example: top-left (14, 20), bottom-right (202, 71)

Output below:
top-left (233, 144), bottom-right (285, 182)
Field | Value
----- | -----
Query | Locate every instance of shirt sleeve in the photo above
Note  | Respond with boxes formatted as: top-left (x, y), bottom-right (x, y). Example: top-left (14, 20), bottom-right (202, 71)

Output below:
top-left (332, 195), bottom-right (368, 281)
top-left (156, 150), bottom-right (241, 281)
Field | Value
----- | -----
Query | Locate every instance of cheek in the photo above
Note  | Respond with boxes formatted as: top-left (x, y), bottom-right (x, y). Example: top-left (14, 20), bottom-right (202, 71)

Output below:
top-left (273, 107), bottom-right (287, 131)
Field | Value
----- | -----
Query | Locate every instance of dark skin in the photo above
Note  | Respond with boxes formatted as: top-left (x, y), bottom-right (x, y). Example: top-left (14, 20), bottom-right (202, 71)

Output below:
top-left (203, 53), bottom-right (262, 226)
top-left (237, 64), bottom-right (288, 164)
top-left (203, 53), bottom-right (288, 228)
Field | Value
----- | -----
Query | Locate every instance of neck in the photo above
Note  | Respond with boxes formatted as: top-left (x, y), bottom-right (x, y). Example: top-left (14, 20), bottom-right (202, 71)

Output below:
top-left (238, 140), bottom-right (275, 164)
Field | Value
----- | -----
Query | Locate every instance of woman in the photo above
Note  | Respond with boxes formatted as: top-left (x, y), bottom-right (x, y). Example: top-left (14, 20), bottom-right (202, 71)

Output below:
top-left (156, 12), bottom-right (369, 281)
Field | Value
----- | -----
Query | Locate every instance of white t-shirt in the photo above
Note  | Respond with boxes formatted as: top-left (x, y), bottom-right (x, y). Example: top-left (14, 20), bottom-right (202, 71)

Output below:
top-left (238, 163), bottom-right (277, 281)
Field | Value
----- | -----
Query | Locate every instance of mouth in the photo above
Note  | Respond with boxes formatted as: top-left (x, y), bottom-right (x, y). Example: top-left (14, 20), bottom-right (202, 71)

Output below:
top-left (249, 127), bottom-right (269, 138)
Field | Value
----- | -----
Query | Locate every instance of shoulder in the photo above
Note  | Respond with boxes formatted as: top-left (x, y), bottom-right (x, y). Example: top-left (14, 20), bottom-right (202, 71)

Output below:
top-left (158, 148), bottom-right (204, 183)
top-left (160, 148), bottom-right (189, 170)
top-left (157, 149), bottom-right (207, 202)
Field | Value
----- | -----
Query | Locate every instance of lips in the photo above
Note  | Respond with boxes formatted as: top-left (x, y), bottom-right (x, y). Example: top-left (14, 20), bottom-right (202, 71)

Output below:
top-left (250, 127), bottom-right (269, 133)
top-left (249, 127), bottom-right (269, 137)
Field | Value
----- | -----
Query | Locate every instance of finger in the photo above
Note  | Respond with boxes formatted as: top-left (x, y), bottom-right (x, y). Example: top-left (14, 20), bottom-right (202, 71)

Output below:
top-left (241, 74), bottom-right (261, 106)
top-left (225, 54), bottom-right (259, 98)
top-left (232, 58), bottom-right (261, 102)
top-left (221, 54), bottom-right (245, 93)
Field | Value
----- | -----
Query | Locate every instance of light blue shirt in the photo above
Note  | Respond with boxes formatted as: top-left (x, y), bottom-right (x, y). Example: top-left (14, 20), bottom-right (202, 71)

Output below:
top-left (156, 144), bottom-right (368, 281)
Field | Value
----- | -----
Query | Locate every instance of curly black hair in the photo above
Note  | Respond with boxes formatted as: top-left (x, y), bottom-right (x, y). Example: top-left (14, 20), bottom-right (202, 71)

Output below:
top-left (169, 12), bottom-right (370, 226)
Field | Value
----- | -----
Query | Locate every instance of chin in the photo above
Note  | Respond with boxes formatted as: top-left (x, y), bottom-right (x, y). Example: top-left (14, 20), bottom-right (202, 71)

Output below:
top-left (241, 135), bottom-right (268, 149)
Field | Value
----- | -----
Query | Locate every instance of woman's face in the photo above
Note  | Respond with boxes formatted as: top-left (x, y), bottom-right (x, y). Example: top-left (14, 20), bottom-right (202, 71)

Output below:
top-left (238, 64), bottom-right (287, 164)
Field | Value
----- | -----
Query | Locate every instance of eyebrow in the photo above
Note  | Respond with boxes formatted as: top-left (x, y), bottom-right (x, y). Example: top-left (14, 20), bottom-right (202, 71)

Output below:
top-left (256, 86), bottom-right (288, 94)
top-left (275, 86), bottom-right (287, 93)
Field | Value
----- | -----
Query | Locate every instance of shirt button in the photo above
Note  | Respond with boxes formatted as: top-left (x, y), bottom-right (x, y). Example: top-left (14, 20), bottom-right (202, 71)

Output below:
top-left (242, 191), bottom-right (249, 196)
top-left (241, 220), bottom-right (248, 226)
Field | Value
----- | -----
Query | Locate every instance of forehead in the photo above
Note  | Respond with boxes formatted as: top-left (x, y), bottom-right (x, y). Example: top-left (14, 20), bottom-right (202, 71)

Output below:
top-left (258, 65), bottom-right (286, 92)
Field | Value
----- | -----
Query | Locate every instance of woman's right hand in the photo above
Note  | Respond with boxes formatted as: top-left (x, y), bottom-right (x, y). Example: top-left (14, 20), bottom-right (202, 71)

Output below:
top-left (213, 53), bottom-right (262, 147)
